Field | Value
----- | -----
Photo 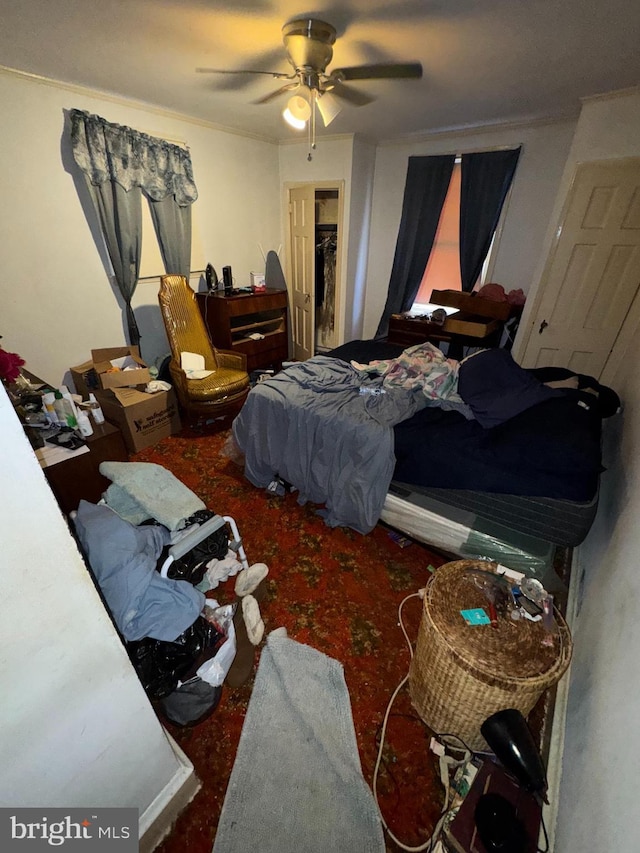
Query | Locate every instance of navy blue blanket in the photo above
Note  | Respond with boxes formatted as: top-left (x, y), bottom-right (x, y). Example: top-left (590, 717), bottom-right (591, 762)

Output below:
top-left (329, 341), bottom-right (618, 502)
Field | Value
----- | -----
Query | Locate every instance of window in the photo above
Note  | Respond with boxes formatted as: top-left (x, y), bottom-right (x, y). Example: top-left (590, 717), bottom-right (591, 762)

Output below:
top-left (411, 158), bottom-right (503, 315)
top-left (139, 200), bottom-right (205, 280)
top-left (414, 161), bottom-right (463, 311)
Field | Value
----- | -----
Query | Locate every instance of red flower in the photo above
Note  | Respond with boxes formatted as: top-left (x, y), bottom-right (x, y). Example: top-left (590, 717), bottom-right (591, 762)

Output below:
top-left (0, 347), bottom-right (25, 384)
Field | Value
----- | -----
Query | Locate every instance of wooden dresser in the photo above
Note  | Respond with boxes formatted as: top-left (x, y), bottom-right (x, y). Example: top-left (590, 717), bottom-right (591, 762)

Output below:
top-left (196, 289), bottom-right (289, 372)
top-left (388, 290), bottom-right (521, 358)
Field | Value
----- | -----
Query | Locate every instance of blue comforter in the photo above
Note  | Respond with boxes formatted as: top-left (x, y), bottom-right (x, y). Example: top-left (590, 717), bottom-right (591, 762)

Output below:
top-left (232, 356), bottom-right (420, 533)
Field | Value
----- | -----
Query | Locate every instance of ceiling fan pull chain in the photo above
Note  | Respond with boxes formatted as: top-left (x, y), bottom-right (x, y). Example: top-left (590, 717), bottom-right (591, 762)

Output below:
top-left (308, 92), bottom-right (316, 161)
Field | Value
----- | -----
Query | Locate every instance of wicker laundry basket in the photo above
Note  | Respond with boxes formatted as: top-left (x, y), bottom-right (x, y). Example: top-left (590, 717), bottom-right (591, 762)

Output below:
top-left (409, 560), bottom-right (572, 750)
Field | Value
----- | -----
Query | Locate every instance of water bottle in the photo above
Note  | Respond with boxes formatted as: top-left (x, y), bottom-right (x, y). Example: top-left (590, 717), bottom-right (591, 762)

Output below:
top-left (76, 408), bottom-right (94, 437)
top-left (87, 393), bottom-right (105, 425)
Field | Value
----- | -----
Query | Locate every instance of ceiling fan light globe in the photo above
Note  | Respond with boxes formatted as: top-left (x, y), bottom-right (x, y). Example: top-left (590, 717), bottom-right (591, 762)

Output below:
top-left (288, 95), bottom-right (312, 121)
top-left (316, 92), bottom-right (342, 126)
top-left (283, 108), bottom-right (307, 130)
top-left (283, 94), bottom-right (311, 129)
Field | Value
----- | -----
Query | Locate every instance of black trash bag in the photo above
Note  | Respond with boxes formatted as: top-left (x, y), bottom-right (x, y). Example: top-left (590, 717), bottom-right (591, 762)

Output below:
top-left (127, 615), bottom-right (225, 700)
top-left (160, 678), bottom-right (223, 727)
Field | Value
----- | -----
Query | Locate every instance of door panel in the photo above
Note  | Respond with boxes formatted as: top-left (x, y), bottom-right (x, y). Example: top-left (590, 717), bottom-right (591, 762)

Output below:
top-left (521, 159), bottom-right (640, 378)
top-left (289, 185), bottom-right (315, 361)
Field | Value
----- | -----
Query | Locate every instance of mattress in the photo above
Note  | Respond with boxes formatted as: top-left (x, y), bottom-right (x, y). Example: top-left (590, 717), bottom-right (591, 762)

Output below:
top-left (379, 490), bottom-right (560, 585)
top-left (387, 482), bottom-right (599, 547)
top-left (329, 339), bottom-right (617, 548)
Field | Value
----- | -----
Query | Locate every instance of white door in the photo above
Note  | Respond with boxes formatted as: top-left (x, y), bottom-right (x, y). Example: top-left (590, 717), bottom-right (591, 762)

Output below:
top-left (520, 158), bottom-right (640, 378)
top-left (289, 185), bottom-right (316, 361)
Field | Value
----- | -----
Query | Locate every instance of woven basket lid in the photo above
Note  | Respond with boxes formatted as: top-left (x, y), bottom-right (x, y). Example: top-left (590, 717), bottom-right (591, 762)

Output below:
top-left (424, 560), bottom-right (572, 686)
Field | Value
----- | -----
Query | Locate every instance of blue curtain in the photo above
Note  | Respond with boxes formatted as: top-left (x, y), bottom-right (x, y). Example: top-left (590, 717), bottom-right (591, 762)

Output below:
top-left (70, 109), bottom-right (198, 345)
top-left (147, 195), bottom-right (192, 281)
top-left (375, 155), bottom-right (455, 339)
top-left (459, 148), bottom-right (521, 292)
top-left (83, 180), bottom-right (142, 346)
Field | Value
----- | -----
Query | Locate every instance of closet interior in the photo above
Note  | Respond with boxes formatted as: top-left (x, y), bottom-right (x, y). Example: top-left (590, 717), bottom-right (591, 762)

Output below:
top-left (315, 189), bottom-right (339, 351)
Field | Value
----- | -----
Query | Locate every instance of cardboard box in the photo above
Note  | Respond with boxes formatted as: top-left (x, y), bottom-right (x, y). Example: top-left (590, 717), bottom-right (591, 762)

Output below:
top-left (70, 359), bottom-right (100, 399)
top-left (92, 346), bottom-right (151, 390)
top-left (71, 346), bottom-right (152, 399)
top-left (95, 386), bottom-right (181, 453)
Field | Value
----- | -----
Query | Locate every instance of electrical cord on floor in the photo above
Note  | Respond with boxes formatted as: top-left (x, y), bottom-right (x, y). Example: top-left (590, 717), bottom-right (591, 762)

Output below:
top-left (537, 812), bottom-right (550, 853)
top-left (373, 712), bottom-right (426, 814)
top-left (372, 590), bottom-right (474, 852)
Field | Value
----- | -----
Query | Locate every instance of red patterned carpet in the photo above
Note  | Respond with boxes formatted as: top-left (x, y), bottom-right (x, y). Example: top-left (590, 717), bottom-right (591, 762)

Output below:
top-left (133, 425), bottom-right (450, 852)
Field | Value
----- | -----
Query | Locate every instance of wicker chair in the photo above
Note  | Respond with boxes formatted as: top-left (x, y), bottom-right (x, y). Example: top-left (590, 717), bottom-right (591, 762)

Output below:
top-left (158, 275), bottom-right (250, 424)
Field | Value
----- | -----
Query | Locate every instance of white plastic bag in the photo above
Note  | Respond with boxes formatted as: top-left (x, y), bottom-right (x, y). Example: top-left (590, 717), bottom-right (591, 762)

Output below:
top-left (197, 602), bottom-right (237, 687)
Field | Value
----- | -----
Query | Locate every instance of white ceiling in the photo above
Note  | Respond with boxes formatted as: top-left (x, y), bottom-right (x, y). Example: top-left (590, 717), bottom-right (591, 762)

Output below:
top-left (1, 0), bottom-right (639, 143)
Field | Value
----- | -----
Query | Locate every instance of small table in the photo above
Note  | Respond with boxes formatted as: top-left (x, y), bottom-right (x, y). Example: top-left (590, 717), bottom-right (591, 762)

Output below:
top-left (11, 372), bottom-right (129, 514)
top-left (41, 421), bottom-right (128, 515)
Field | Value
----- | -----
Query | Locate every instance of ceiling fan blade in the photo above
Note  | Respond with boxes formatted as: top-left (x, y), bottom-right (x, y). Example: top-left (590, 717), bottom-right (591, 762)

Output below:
top-left (324, 81), bottom-right (374, 107)
top-left (196, 68), bottom-right (294, 80)
top-left (252, 82), bottom-right (300, 105)
top-left (330, 63), bottom-right (423, 81)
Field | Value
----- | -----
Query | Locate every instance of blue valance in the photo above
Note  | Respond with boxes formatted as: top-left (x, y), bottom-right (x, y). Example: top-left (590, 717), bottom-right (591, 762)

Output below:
top-left (70, 109), bottom-right (198, 207)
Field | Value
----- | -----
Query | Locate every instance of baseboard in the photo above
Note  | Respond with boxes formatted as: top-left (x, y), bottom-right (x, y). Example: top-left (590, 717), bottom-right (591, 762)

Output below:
top-left (139, 732), bottom-right (201, 853)
top-left (539, 547), bottom-right (581, 851)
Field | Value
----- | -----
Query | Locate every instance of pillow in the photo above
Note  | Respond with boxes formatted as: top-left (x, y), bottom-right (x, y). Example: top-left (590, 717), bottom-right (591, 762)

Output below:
top-left (458, 349), bottom-right (558, 428)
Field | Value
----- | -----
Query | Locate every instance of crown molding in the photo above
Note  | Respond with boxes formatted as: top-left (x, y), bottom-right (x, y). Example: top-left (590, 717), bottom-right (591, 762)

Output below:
top-left (377, 110), bottom-right (580, 148)
top-left (277, 132), bottom-right (355, 148)
top-left (580, 84), bottom-right (640, 104)
top-left (1, 62), bottom-right (595, 152)
top-left (0, 64), bottom-right (279, 145)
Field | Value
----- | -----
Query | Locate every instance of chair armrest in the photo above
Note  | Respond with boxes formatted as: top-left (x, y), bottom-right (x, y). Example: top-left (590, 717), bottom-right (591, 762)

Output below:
top-left (216, 349), bottom-right (248, 372)
top-left (168, 359), bottom-right (189, 394)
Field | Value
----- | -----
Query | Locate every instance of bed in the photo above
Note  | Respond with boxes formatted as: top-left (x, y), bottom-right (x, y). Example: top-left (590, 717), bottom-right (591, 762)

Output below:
top-left (232, 339), bottom-right (619, 564)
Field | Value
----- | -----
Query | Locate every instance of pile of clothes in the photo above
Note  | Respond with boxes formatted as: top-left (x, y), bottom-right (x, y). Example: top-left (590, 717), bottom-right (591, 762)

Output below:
top-left (73, 461), bottom-right (268, 725)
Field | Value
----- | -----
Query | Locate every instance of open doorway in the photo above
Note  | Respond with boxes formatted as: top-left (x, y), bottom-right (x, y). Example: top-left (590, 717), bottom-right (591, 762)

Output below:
top-left (286, 182), bottom-right (343, 361)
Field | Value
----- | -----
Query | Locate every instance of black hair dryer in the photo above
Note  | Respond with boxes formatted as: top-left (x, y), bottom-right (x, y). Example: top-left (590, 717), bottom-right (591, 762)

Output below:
top-left (481, 709), bottom-right (548, 803)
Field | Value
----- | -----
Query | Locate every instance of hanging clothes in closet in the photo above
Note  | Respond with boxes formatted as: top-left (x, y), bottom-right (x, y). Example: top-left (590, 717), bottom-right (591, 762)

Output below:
top-left (315, 227), bottom-right (337, 340)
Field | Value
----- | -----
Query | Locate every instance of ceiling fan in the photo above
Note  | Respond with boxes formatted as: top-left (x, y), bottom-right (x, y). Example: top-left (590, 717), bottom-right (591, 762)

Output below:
top-left (196, 18), bottom-right (422, 134)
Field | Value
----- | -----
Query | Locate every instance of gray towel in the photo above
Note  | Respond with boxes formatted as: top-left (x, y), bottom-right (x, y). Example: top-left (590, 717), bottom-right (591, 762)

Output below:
top-left (100, 461), bottom-right (205, 530)
top-left (213, 636), bottom-right (385, 853)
